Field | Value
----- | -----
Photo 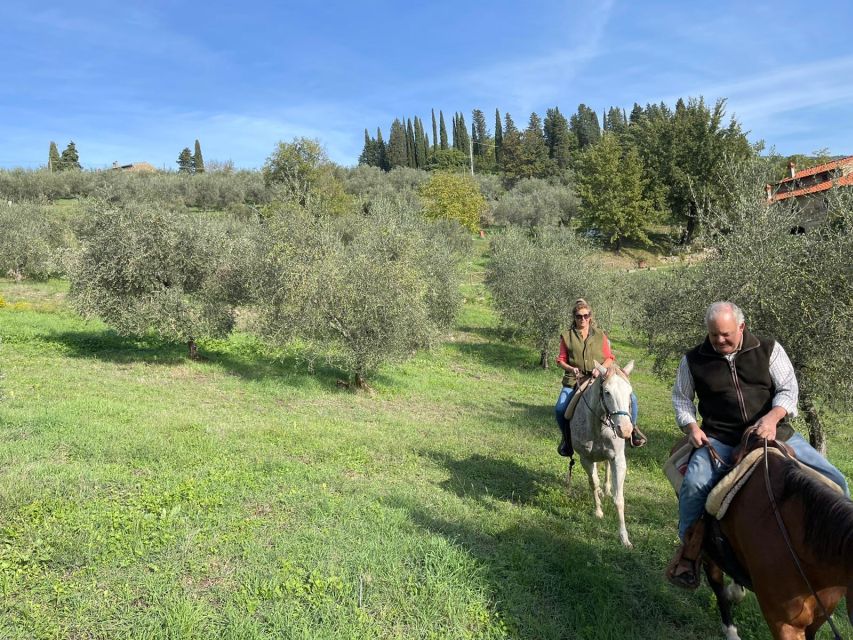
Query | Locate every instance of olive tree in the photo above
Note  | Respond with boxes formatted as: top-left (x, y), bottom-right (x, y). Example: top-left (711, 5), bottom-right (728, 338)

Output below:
top-left (69, 200), bottom-right (257, 358)
top-left (0, 202), bottom-right (69, 280)
top-left (491, 178), bottom-right (578, 228)
top-left (254, 200), bottom-right (466, 388)
top-left (485, 226), bottom-right (602, 367)
top-left (636, 160), bottom-right (853, 451)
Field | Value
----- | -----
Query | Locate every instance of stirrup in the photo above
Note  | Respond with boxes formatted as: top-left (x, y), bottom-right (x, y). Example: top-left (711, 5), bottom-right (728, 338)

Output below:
top-left (666, 556), bottom-right (701, 590)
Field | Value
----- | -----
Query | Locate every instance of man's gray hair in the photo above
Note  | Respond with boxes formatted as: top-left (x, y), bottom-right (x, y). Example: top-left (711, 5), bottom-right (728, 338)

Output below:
top-left (705, 301), bottom-right (745, 327)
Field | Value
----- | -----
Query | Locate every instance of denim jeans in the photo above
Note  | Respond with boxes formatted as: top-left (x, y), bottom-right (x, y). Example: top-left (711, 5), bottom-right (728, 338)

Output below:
top-left (677, 433), bottom-right (850, 540)
top-left (555, 386), bottom-right (638, 434)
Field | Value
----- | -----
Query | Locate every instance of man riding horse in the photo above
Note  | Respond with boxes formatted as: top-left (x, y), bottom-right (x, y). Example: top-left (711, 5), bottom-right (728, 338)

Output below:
top-left (667, 301), bottom-right (850, 589)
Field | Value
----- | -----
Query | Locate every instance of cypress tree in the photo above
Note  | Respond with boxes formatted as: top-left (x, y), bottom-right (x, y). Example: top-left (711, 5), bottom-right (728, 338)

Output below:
top-left (193, 139), bottom-right (205, 173)
top-left (494, 109), bottom-right (503, 168)
top-left (406, 118), bottom-right (417, 167)
top-left (177, 147), bottom-right (194, 173)
top-left (376, 128), bottom-right (389, 171)
top-left (500, 113), bottom-right (523, 181)
top-left (521, 111), bottom-right (550, 178)
top-left (413, 117), bottom-right (426, 168)
top-left (387, 119), bottom-right (408, 168)
top-left (60, 141), bottom-right (82, 171)
top-left (455, 112), bottom-right (470, 155)
top-left (471, 109), bottom-right (489, 157)
top-left (543, 107), bottom-right (574, 171)
top-left (570, 104), bottom-right (601, 149)
top-left (359, 129), bottom-right (377, 166)
top-left (48, 141), bottom-right (61, 172)
top-left (439, 111), bottom-right (448, 150)
top-left (431, 109), bottom-right (438, 154)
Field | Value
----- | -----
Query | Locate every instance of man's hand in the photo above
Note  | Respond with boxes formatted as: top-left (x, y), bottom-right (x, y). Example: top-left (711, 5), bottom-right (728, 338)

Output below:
top-left (754, 410), bottom-right (784, 441)
top-left (685, 423), bottom-right (709, 448)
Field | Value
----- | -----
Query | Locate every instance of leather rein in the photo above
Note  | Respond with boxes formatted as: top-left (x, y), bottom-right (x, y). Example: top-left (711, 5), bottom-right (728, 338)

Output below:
top-left (759, 436), bottom-right (844, 640)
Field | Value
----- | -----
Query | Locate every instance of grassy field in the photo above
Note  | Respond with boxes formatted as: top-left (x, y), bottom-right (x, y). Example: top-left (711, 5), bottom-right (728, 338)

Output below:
top-left (1, 241), bottom-right (851, 639)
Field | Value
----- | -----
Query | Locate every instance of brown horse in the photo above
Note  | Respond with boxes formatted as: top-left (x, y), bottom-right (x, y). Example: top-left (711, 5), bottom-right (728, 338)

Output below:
top-left (702, 446), bottom-right (853, 640)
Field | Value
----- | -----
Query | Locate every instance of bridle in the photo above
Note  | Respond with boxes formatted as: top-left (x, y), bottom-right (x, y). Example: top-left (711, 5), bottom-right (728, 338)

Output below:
top-left (581, 371), bottom-right (633, 439)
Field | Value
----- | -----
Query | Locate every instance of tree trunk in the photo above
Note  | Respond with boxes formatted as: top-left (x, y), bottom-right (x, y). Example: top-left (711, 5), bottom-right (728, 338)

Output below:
top-left (800, 389), bottom-right (826, 455)
top-left (539, 347), bottom-right (549, 369)
top-left (682, 203), bottom-right (698, 245)
top-left (188, 338), bottom-right (200, 361)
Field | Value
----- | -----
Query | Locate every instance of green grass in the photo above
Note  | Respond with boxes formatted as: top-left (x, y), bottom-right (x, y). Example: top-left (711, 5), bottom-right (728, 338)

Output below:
top-left (1, 253), bottom-right (851, 639)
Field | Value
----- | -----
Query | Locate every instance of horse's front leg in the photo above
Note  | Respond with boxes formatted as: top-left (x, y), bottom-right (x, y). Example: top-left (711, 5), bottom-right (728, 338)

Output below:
top-left (579, 458), bottom-right (603, 518)
top-left (603, 460), bottom-right (612, 497)
top-left (703, 559), bottom-right (741, 640)
top-left (610, 455), bottom-right (632, 548)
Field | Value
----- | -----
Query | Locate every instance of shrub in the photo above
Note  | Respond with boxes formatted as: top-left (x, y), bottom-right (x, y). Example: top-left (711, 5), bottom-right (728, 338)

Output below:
top-left (0, 202), bottom-right (69, 280)
top-left (254, 201), bottom-right (467, 387)
top-left (68, 200), bottom-right (258, 357)
top-left (418, 172), bottom-right (486, 232)
top-left (491, 178), bottom-right (577, 227)
top-left (485, 226), bottom-right (600, 366)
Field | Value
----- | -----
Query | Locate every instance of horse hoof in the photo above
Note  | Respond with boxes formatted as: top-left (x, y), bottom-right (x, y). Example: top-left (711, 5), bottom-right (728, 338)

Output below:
top-left (621, 538), bottom-right (633, 549)
top-left (721, 623), bottom-right (740, 640)
top-left (595, 509), bottom-right (604, 519)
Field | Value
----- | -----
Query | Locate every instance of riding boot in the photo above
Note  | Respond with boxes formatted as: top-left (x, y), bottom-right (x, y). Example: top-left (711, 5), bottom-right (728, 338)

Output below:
top-left (558, 422), bottom-right (574, 458)
top-left (666, 520), bottom-right (705, 590)
top-left (630, 426), bottom-right (647, 448)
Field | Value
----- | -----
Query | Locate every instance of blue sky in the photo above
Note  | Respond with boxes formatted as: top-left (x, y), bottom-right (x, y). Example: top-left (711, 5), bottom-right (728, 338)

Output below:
top-left (3, 1), bottom-right (852, 170)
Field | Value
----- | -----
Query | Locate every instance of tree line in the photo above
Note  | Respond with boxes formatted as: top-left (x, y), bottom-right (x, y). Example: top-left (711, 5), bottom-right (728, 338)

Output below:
top-left (360, 97), bottom-right (757, 246)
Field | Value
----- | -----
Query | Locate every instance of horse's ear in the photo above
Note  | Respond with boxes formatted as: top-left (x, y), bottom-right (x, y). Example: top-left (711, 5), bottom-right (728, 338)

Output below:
top-left (593, 360), bottom-right (607, 375)
top-left (622, 360), bottom-right (635, 376)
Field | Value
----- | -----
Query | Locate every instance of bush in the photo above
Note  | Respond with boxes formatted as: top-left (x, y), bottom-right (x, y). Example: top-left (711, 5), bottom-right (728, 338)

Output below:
top-left (485, 226), bottom-right (600, 366)
top-left (68, 200), bottom-right (258, 356)
top-left (418, 172), bottom-right (486, 232)
top-left (491, 178), bottom-right (577, 227)
top-left (254, 200), bottom-right (467, 387)
top-left (0, 202), bottom-right (69, 280)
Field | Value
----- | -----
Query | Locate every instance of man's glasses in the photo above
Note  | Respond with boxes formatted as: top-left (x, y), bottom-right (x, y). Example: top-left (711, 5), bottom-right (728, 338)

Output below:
top-left (575, 313), bottom-right (590, 320)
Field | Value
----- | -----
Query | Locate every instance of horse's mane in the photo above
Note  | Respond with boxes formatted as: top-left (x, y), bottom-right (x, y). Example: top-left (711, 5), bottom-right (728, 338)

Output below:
top-left (779, 458), bottom-right (853, 560)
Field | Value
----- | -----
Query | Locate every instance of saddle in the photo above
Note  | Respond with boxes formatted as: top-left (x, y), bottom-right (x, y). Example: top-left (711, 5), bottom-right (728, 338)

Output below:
top-left (563, 375), bottom-right (594, 423)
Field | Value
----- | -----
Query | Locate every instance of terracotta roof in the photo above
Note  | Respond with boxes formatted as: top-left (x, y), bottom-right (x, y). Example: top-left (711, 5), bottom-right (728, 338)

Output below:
top-left (778, 155), bottom-right (853, 184)
top-left (773, 172), bottom-right (853, 201)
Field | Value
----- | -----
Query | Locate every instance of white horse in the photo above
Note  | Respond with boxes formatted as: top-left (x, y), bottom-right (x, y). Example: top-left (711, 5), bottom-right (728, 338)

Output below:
top-left (568, 360), bottom-right (636, 548)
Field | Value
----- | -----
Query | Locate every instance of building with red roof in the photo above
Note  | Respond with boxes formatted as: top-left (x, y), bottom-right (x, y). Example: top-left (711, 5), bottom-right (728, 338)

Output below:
top-left (766, 156), bottom-right (853, 230)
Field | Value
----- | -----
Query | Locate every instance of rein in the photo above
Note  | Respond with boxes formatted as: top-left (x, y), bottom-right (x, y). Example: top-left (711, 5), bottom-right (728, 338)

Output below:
top-left (761, 438), bottom-right (844, 640)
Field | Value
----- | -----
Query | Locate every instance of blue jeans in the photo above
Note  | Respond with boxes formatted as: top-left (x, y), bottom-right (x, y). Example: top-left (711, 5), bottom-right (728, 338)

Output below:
top-left (555, 386), bottom-right (638, 434)
top-left (678, 433), bottom-right (850, 540)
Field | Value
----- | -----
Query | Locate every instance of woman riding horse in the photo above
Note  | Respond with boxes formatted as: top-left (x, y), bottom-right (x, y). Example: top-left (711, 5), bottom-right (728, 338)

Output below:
top-left (554, 298), bottom-right (644, 457)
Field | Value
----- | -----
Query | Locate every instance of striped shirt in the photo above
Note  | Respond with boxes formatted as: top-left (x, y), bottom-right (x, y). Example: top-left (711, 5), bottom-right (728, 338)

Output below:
top-left (672, 341), bottom-right (798, 430)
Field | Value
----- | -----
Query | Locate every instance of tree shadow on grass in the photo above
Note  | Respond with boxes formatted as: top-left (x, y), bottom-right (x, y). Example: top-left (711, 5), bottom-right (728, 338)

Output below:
top-left (388, 491), bottom-right (726, 640)
top-left (40, 328), bottom-right (376, 389)
top-left (423, 451), bottom-right (555, 507)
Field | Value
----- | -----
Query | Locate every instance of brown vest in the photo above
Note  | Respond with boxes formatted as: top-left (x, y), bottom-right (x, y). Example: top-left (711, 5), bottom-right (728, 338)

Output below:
top-left (560, 326), bottom-right (606, 388)
top-left (685, 330), bottom-right (793, 445)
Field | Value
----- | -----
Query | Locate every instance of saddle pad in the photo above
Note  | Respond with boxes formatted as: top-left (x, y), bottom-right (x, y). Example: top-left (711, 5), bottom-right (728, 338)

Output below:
top-left (563, 377), bottom-right (594, 422)
top-left (706, 448), bottom-right (843, 520)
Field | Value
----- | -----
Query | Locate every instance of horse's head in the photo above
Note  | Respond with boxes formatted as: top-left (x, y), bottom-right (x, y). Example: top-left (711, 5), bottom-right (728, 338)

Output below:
top-left (595, 360), bottom-right (635, 440)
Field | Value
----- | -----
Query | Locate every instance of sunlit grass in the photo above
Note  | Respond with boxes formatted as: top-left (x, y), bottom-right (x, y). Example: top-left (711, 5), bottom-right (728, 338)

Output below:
top-left (1, 259), bottom-right (850, 638)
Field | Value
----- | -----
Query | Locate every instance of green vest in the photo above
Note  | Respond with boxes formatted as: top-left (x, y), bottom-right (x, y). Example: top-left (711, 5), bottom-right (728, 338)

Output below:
top-left (560, 326), bottom-right (606, 387)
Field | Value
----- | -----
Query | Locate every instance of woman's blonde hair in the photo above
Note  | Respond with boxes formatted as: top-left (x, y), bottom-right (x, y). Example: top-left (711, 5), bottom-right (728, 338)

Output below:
top-left (572, 298), bottom-right (594, 326)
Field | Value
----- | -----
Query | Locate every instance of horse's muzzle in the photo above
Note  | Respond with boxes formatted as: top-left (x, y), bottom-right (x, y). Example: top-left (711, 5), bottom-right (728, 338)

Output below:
top-left (617, 420), bottom-right (633, 440)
